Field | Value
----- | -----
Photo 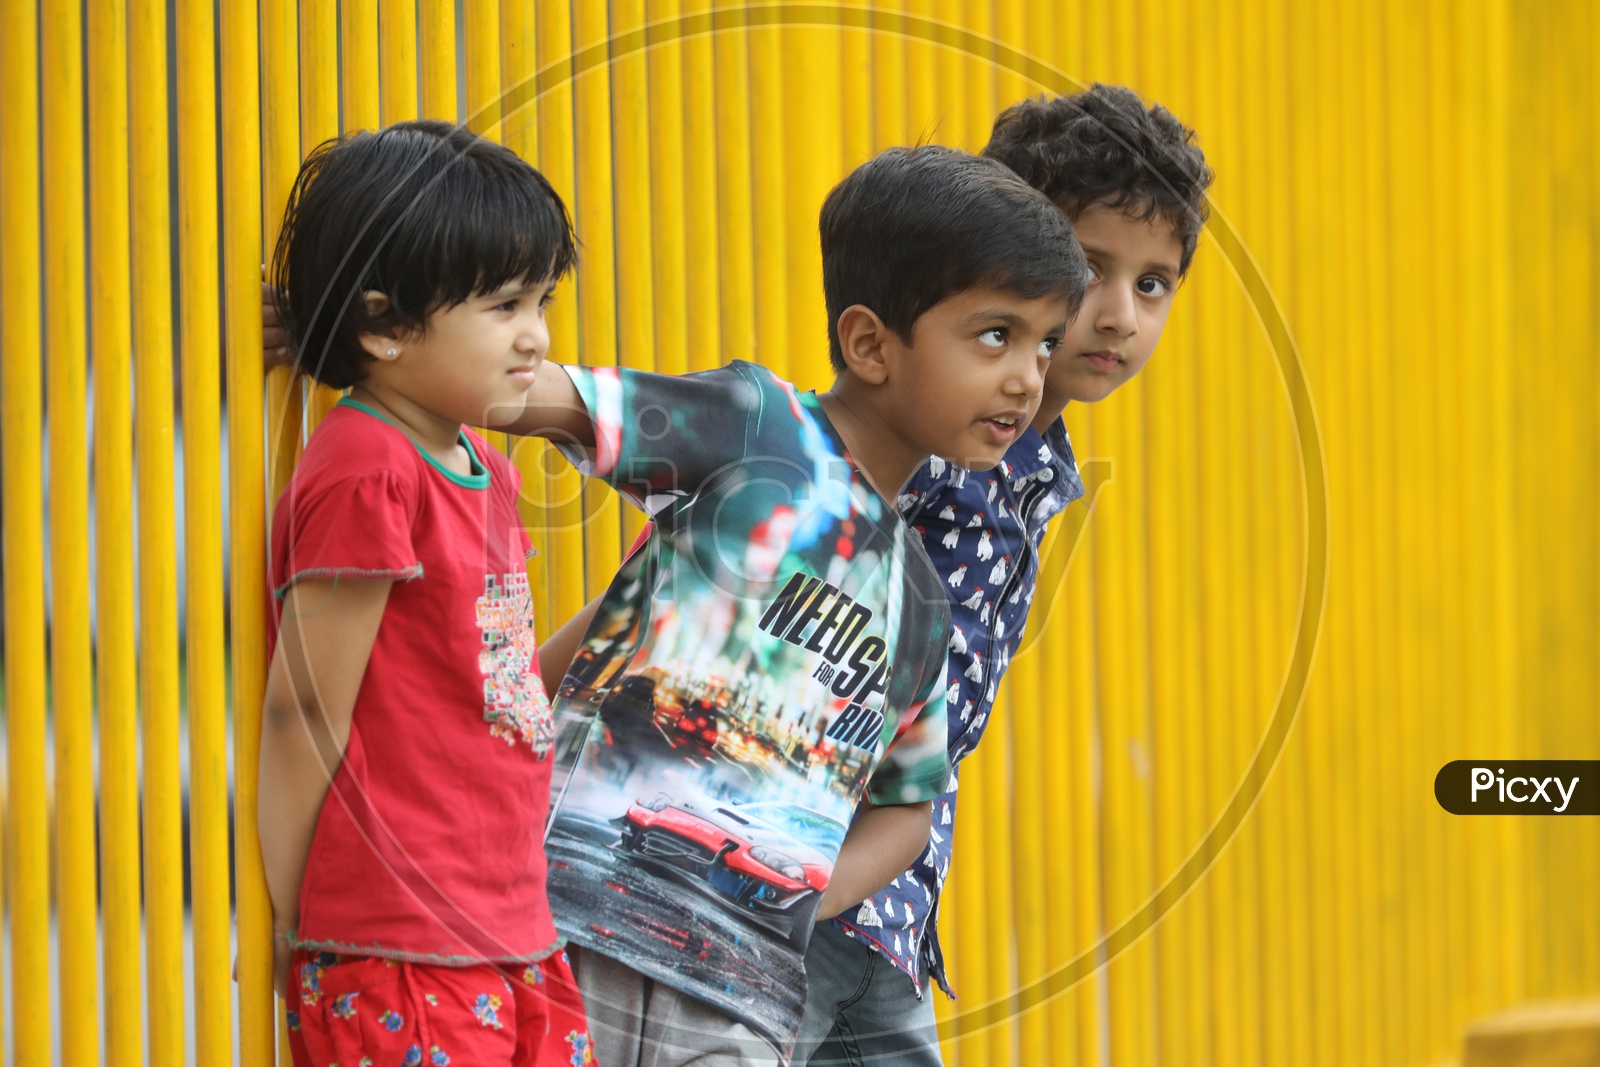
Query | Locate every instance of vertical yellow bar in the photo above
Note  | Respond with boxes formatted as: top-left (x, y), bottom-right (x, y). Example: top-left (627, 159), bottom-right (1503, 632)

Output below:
top-left (1480, 0), bottom-right (1524, 1012)
top-left (89, 0), bottom-right (144, 1060)
top-left (1136, 13), bottom-right (1195, 1067)
top-left (1091, 343), bottom-right (1156, 1067)
top-left (465, 0), bottom-right (511, 456)
top-left (344, 0), bottom-right (382, 132)
top-left (1010, 648), bottom-right (1048, 1065)
top-left (979, 672), bottom-right (1017, 1065)
top-left (749, 11), bottom-right (789, 381)
top-left (1354, 2), bottom-right (1406, 1061)
top-left (838, 9), bottom-right (870, 169)
top-left (931, 0), bottom-right (966, 148)
top-left (784, 20), bottom-right (838, 388)
top-left (176, 0), bottom-right (234, 1056)
top-left (420, 0), bottom-right (457, 120)
top-left (960, 0), bottom-right (994, 163)
top-left (648, 0), bottom-right (688, 379)
top-left (680, 0), bottom-right (723, 375)
top-left (466, 0), bottom-right (502, 138)
top-left (1213, 12), bottom-right (1267, 1067)
top-left (300, 0), bottom-right (342, 429)
top-left (1381, 0), bottom-right (1434, 1054)
top-left (572, 1), bottom-right (621, 597)
top-left (130, 0), bottom-right (187, 1058)
top-left (42, 1), bottom-right (99, 1060)
top-left (262, 0), bottom-right (302, 504)
top-left (610, 0), bottom-right (654, 550)
top-left (1068, 461), bottom-right (1104, 1067)
top-left (712, 9), bottom-right (754, 368)
top-left (534, 0), bottom-right (586, 628)
top-left (992, 0), bottom-right (1027, 117)
top-left (1, 0), bottom-right (46, 1057)
top-left (869, 0), bottom-right (907, 150)
top-left (500, 0), bottom-right (553, 638)
top-left (222, 0), bottom-right (275, 1059)
top-left (382, 0), bottom-right (420, 123)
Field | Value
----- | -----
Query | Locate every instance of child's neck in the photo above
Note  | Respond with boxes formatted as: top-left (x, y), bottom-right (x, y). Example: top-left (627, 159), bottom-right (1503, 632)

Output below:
top-left (816, 378), bottom-right (923, 503)
top-left (348, 383), bottom-right (472, 474)
top-left (1031, 387), bottom-right (1069, 435)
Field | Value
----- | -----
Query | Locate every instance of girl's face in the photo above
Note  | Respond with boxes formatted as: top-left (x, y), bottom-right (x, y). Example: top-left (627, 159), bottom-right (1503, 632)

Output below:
top-left (371, 275), bottom-right (556, 429)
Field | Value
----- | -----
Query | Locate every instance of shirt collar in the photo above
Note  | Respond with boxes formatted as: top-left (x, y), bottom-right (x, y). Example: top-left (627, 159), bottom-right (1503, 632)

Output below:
top-left (981, 416), bottom-right (1083, 505)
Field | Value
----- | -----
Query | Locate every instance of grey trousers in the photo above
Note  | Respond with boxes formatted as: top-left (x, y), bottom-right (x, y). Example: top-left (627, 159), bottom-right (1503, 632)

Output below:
top-left (793, 922), bottom-right (943, 1066)
top-left (572, 947), bottom-right (782, 1067)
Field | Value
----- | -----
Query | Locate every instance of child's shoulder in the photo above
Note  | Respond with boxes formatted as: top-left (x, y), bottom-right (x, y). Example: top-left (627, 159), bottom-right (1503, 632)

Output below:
top-left (288, 402), bottom-right (427, 498)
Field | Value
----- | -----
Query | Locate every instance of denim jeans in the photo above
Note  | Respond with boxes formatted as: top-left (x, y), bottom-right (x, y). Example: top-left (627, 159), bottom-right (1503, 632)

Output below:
top-left (793, 922), bottom-right (943, 1066)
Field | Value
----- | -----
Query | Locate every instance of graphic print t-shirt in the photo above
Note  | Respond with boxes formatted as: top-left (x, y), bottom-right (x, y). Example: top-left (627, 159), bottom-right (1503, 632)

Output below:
top-left (269, 399), bottom-right (559, 964)
top-left (544, 361), bottom-right (953, 1059)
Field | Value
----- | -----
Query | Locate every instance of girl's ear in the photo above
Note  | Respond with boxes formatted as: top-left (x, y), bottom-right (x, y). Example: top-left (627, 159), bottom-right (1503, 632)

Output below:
top-left (355, 290), bottom-right (401, 362)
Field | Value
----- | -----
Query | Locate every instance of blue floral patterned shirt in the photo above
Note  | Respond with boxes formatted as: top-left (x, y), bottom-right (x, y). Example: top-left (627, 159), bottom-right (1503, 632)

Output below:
top-left (828, 418), bottom-right (1084, 997)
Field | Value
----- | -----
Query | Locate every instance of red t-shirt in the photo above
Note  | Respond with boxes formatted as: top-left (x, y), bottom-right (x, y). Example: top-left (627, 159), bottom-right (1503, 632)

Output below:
top-left (269, 399), bottom-right (558, 964)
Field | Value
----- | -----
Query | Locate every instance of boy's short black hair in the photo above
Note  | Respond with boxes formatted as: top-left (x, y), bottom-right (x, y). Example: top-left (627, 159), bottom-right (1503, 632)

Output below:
top-left (819, 146), bottom-right (1087, 373)
top-left (983, 84), bottom-right (1214, 275)
top-left (271, 119), bottom-right (577, 389)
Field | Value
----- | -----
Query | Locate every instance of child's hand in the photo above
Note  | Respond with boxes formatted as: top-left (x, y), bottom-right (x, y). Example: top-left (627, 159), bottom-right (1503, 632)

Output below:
top-left (230, 929), bottom-right (293, 1000)
top-left (263, 272), bottom-right (291, 369)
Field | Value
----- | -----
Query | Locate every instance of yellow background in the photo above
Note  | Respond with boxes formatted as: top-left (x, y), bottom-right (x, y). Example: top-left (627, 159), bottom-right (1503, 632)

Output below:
top-left (1, 1), bottom-right (1596, 1064)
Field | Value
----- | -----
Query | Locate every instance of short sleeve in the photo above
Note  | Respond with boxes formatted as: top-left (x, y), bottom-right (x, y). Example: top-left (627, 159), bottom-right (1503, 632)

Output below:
top-left (274, 469), bottom-right (423, 598)
top-left (863, 660), bottom-right (955, 806)
top-left (554, 363), bottom-right (761, 515)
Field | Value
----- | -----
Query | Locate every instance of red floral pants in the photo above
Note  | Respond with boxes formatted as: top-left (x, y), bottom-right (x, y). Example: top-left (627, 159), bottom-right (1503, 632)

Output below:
top-left (285, 948), bottom-right (596, 1067)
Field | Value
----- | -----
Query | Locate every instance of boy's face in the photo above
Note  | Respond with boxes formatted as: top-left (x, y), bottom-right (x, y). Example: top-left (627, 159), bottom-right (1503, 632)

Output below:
top-left (374, 275), bottom-right (555, 425)
top-left (1044, 202), bottom-right (1185, 406)
top-left (884, 286), bottom-right (1071, 470)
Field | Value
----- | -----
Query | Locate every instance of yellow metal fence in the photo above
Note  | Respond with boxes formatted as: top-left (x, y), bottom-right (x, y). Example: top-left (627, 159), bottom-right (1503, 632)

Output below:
top-left (0, 1), bottom-right (1596, 1064)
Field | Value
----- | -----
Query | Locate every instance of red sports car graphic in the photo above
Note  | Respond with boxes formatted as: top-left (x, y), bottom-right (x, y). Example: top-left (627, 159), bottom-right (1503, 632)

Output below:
top-left (613, 794), bottom-right (848, 947)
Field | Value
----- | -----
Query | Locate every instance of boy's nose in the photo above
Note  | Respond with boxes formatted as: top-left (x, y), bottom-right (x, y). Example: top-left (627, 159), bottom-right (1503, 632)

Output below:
top-left (1010, 347), bottom-right (1046, 398)
top-left (1096, 285), bottom-right (1139, 338)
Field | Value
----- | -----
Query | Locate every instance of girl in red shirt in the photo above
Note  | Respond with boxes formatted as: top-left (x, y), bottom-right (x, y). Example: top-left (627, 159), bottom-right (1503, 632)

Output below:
top-left (261, 120), bottom-right (595, 1067)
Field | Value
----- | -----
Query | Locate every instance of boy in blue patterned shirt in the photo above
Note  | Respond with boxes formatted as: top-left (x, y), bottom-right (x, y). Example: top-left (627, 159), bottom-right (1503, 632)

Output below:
top-left (793, 85), bottom-right (1214, 1066)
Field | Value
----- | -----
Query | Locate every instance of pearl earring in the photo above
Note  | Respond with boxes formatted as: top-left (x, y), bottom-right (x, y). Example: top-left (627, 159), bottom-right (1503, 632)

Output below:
top-left (385, 347), bottom-right (398, 357)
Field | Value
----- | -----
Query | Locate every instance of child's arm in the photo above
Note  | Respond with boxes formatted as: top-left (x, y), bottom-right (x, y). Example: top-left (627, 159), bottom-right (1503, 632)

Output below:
top-left (258, 577), bottom-right (391, 993)
top-left (536, 593), bottom-right (602, 686)
top-left (814, 798), bottom-right (934, 921)
top-left (484, 361), bottom-right (596, 445)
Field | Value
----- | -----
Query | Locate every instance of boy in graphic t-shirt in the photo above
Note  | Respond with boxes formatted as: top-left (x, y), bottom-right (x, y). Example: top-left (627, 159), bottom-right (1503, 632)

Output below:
top-left (496, 145), bottom-right (1086, 1065)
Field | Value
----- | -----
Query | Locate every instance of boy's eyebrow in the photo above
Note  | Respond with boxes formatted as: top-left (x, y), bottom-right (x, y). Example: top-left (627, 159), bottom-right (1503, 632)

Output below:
top-left (1080, 242), bottom-right (1181, 277)
top-left (963, 308), bottom-right (1030, 329)
top-left (962, 308), bottom-right (1068, 335)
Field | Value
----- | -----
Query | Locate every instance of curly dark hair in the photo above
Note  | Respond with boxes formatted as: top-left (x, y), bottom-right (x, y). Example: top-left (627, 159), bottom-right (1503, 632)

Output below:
top-left (982, 84), bottom-right (1213, 275)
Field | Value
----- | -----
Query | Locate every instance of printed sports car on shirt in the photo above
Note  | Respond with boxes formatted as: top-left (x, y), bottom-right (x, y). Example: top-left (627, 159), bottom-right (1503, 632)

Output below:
top-left (614, 794), bottom-right (847, 947)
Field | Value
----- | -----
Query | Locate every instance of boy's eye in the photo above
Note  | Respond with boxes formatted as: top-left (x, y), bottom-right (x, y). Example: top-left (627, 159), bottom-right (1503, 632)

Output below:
top-left (493, 298), bottom-right (520, 313)
top-left (1036, 337), bottom-right (1059, 360)
top-left (1137, 276), bottom-right (1170, 298)
top-left (977, 328), bottom-right (1007, 348)
top-left (1084, 263), bottom-right (1102, 283)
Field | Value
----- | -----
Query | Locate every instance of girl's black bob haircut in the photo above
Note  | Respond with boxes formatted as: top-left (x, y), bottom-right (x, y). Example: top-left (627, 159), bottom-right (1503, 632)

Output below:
top-left (271, 119), bottom-right (578, 389)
